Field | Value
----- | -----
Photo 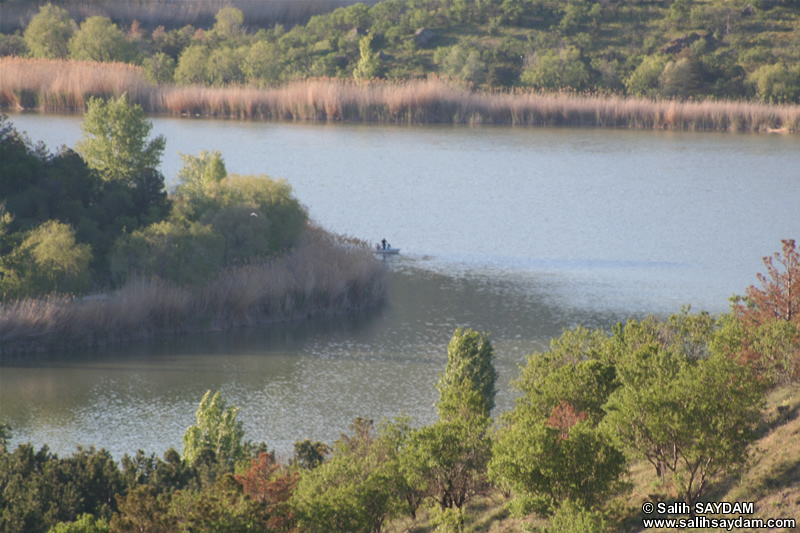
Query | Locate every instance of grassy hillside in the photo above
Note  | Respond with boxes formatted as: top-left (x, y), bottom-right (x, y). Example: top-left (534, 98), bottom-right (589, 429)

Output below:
top-left (1, 0), bottom-right (799, 103)
top-left (392, 384), bottom-right (800, 532)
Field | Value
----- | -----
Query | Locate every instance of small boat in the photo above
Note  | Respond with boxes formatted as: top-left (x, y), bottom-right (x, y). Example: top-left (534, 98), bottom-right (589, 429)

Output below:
top-left (374, 247), bottom-right (400, 255)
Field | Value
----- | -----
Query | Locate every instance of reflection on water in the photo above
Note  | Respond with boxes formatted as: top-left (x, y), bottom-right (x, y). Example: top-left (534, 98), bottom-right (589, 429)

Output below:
top-left (1, 114), bottom-right (799, 459)
top-left (1, 264), bottom-right (637, 458)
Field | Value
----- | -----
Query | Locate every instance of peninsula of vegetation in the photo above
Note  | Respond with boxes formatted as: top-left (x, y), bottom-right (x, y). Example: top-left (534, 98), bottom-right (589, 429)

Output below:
top-left (0, 96), bottom-right (387, 356)
top-left (0, 242), bottom-right (798, 532)
top-left (1, 0), bottom-right (800, 131)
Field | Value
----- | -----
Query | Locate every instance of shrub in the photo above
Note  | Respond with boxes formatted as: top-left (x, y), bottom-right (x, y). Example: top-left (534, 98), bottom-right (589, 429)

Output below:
top-left (8, 220), bottom-right (92, 297)
top-left (24, 4), bottom-right (75, 59)
top-left (69, 17), bottom-right (130, 63)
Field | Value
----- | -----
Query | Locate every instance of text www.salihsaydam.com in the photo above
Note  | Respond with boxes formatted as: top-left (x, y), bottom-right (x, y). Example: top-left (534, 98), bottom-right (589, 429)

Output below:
top-left (643, 516), bottom-right (796, 530)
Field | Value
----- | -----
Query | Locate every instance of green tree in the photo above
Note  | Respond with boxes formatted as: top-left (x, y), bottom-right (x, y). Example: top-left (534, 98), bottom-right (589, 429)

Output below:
top-left (748, 63), bottom-right (800, 104)
top-left (207, 174), bottom-right (308, 255)
top-left (174, 45), bottom-right (210, 85)
top-left (434, 44), bottom-right (486, 85)
top-left (76, 94), bottom-right (166, 185)
top-left (0, 423), bottom-right (11, 453)
top-left (521, 47), bottom-right (590, 90)
top-left (183, 390), bottom-right (249, 468)
top-left (489, 405), bottom-right (625, 516)
top-left (241, 40), bottom-right (283, 86)
top-left (401, 332), bottom-right (497, 530)
top-left (542, 500), bottom-right (608, 533)
top-left (625, 54), bottom-right (668, 97)
top-left (206, 47), bottom-right (245, 86)
top-left (10, 220), bottom-right (92, 297)
top-left (69, 16), bottom-right (129, 62)
top-left (402, 389), bottom-right (492, 520)
top-left (24, 4), bottom-right (76, 59)
top-left (354, 34), bottom-right (379, 81)
top-left (602, 348), bottom-right (764, 508)
top-left (292, 439), bottom-right (329, 470)
top-left (659, 55), bottom-right (701, 99)
top-left (292, 417), bottom-right (410, 533)
top-left (437, 328), bottom-right (498, 417)
top-left (142, 52), bottom-right (176, 84)
top-left (48, 513), bottom-right (110, 533)
top-left (213, 7), bottom-right (245, 42)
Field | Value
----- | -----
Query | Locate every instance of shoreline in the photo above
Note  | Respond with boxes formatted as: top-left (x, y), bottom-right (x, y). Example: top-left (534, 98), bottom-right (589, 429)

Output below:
top-left (0, 228), bottom-right (387, 358)
top-left (2, 58), bottom-right (799, 133)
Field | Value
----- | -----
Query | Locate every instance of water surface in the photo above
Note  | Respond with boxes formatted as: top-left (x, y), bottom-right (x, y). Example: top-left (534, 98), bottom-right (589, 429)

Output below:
top-left (2, 114), bottom-right (799, 459)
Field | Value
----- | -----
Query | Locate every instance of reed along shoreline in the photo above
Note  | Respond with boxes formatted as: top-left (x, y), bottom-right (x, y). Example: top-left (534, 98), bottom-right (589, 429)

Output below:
top-left (2, 57), bottom-right (799, 133)
top-left (0, 228), bottom-right (387, 358)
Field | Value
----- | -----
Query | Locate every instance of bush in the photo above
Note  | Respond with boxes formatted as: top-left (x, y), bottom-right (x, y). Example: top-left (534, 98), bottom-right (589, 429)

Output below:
top-left (69, 16), bottom-right (129, 62)
top-left (748, 63), bottom-right (800, 103)
top-left (624, 54), bottom-right (668, 98)
top-left (110, 220), bottom-right (224, 286)
top-left (175, 45), bottom-right (210, 85)
top-left (521, 47), bottom-right (590, 91)
top-left (8, 220), bottom-right (92, 297)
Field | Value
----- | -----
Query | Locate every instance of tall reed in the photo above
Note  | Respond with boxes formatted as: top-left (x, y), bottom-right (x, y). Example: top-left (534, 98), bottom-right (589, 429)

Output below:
top-left (0, 227), bottom-right (387, 357)
top-left (2, 57), bottom-right (799, 132)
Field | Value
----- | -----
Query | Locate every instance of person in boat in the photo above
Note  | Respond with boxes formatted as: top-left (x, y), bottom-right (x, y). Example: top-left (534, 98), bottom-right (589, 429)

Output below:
top-left (376, 243), bottom-right (381, 250)
top-left (381, 238), bottom-right (387, 250)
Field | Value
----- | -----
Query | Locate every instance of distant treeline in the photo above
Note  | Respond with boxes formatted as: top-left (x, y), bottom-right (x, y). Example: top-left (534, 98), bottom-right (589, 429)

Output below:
top-left (0, 0), bottom-right (377, 34)
top-left (0, 0), bottom-right (799, 103)
top-left (0, 96), bottom-right (386, 355)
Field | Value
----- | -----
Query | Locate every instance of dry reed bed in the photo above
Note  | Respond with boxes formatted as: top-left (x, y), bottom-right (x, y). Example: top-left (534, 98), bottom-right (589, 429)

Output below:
top-left (0, 229), bottom-right (387, 357)
top-left (2, 57), bottom-right (799, 132)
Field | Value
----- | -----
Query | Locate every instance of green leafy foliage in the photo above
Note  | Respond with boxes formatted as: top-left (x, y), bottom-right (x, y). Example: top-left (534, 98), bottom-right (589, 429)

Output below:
top-left (292, 417), bottom-right (410, 533)
top-left (437, 328), bottom-right (498, 418)
top-left (354, 34), bottom-right (380, 80)
top-left (541, 500), bottom-right (608, 533)
top-left (8, 220), bottom-right (92, 297)
top-left (292, 439), bottom-right (329, 470)
top-left (68, 16), bottom-right (129, 63)
top-left (514, 326), bottom-right (617, 426)
top-left (402, 400), bottom-right (492, 515)
top-left (23, 4), bottom-right (75, 59)
top-left (602, 321), bottom-right (765, 508)
top-left (109, 220), bottom-right (224, 285)
top-left (76, 94), bottom-right (166, 185)
top-left (490, 398), bottom-right (625, 516)
top-left (0, 445), bottom-right (123, 533)
top-left (7, 0), bottom-right (800, 99)
top-left (47, 513), bottom-right (110, 533)
top-left (183, 390), bottom-right (250, 469)
top-left (0, 115), bottom-right (170, 296)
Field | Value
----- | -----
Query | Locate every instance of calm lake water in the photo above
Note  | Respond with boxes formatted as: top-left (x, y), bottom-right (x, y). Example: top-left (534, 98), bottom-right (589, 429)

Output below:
top-left (2, 113), bottom-right (799, 459)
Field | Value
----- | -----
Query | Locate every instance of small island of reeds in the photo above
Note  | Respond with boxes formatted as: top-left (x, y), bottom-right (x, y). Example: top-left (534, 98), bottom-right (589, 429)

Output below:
top-left (0, 96), bottom-right (386, 357)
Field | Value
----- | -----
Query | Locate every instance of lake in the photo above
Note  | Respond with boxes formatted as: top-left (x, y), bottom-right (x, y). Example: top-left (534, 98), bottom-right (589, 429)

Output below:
top-left (2, 113), bottom-right (799, 460)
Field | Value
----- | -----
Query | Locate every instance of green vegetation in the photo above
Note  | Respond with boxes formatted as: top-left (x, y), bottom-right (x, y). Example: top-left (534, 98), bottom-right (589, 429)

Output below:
top-left (3, 0), bottom-right (800, 103)
top-left (0, 97), bottom-right (386, 354)
top-left (0, 95), bottom-right (307, 298)
top-left (2, 241), bottom-right (798, 531)
top-left (1, 259), bottom-right (799, 532)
